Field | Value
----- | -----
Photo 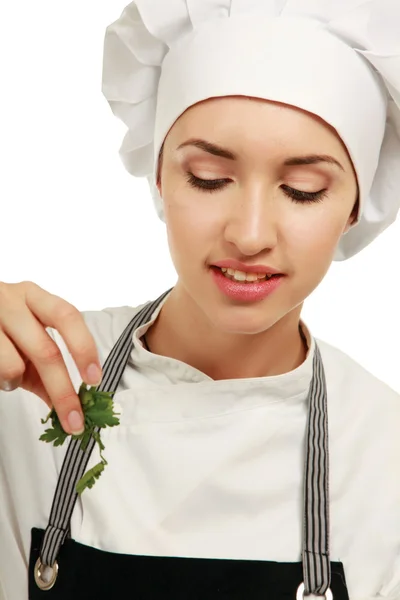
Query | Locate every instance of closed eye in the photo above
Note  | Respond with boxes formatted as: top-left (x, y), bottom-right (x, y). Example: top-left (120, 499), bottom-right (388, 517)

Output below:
top-left (281, 184), bottom-right (328, 204)
top-left (185, 173), bottom-right (328, 204)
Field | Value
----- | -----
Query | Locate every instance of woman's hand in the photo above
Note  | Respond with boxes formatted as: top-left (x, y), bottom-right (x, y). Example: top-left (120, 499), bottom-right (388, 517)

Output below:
top-left (0, 281), bottom-right (103, 435)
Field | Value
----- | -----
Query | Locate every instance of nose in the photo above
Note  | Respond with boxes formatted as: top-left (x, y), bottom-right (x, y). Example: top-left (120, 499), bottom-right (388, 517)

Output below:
top-left (223, 182), bottom-right (280, 256)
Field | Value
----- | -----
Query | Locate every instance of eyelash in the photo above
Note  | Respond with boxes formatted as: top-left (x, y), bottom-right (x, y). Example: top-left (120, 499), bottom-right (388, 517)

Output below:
top-left (185, 172), bottom-right (328, 204)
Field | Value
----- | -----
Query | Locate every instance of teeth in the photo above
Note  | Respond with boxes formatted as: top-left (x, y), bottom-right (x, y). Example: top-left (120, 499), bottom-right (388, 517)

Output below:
top-left (220, 267), bottom-right (273, 282)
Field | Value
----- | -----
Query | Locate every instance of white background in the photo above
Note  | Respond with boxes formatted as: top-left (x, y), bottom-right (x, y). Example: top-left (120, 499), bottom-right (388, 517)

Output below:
top-left (0, 1), bottom-right (399, 391)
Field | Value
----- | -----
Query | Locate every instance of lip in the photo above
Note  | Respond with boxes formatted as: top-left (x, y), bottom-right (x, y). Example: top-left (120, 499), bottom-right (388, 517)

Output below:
top-left (212, 259), bottom-right (283, 275)
top-left (210, 266), bottom-right (284, 302)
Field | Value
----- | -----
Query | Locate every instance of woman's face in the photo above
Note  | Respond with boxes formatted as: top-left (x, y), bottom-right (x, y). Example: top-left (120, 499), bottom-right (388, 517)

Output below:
top-left (157, 96), bottom-right (358, 335)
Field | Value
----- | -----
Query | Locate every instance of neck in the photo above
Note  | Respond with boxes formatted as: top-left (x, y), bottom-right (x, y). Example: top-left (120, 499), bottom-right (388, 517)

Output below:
top-left (144, 285), bottom-right (307, 381)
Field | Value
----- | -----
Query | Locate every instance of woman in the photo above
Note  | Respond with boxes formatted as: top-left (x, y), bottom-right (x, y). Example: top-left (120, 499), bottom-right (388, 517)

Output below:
top-left (1, 1), bottom-right (400, 599)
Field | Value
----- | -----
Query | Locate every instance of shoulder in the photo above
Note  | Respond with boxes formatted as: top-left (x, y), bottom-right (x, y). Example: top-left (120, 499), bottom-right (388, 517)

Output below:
top-left (80, 301), bottom-right (149, 350)
top-left (46, 301), bottom-right (150, 375)
top-left (80, 301), bottom-right (149, 334)
top-left (78, 301), bottom-right (150, 351)
top-left (315, 338), bottom-right (400, 598)
top-left (314, 335), bottom-right (400, 452)
top-left (315, 335), bottom-right (400, 405)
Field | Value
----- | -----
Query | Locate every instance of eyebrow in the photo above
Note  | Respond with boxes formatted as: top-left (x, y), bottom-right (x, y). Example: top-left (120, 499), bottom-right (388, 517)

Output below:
top-left (176, 138), bottom-right (345, 172)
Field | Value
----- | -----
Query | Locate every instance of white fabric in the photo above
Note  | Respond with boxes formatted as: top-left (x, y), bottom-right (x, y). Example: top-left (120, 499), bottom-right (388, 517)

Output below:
top-left (102, 0), bottom-right (400, 261)
top-left (0, 294), bottom-right (400, 600)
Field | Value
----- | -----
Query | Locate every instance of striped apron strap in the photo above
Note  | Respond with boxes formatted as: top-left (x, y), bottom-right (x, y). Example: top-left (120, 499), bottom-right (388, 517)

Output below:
top-left (39, 288), bottom-right (172, 568)
top-left (300, 341), bottom-right (332, 599)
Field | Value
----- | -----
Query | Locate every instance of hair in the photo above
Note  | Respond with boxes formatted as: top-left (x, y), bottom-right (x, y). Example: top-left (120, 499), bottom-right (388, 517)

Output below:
top-left (156, 142), bottom-right (164, 186)
top-left (155, 141), bottom-right (359, 222)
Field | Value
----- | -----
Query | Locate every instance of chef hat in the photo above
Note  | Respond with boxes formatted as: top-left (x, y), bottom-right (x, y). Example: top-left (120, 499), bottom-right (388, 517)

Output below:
top-left (102, 0), bottom-right (400, 261)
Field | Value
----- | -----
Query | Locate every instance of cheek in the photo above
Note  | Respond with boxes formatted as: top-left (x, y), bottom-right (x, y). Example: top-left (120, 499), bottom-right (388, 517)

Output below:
top-left (163, 191), bottom-right (219, 266)
top-left (293, 218), bottom-right (340, 250)
top-left (284, 205), bottom-right (346, 276)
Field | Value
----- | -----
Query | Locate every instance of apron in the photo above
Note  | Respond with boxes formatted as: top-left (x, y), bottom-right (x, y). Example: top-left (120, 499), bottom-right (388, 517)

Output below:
top-left (29, 288), bottom-right (350, 599)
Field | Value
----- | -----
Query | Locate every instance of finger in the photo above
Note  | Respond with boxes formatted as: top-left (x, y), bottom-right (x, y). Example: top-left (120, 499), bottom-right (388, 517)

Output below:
top-left (0, 329), bottom-right (26, 391)
top-left (0, 333), bottom-right (53, 409)
top-left (21, 358), bottom-right (53, 409)
top-left (0, 298), bottom-right (86, 434)
top-left (25, 283), bottom-right (103, 387)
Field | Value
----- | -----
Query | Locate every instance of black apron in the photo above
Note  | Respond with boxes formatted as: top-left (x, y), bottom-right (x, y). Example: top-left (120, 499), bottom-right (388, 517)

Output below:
top-left (29, 288), bottom-right (350, 599)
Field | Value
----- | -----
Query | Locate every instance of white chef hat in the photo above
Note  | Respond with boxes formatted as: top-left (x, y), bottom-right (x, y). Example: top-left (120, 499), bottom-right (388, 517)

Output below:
top-left (101, 0), bottom-right (400, 261)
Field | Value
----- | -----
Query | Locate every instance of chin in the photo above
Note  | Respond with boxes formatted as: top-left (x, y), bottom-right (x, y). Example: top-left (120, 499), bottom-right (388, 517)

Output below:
top-left (200, 301), bottom-right (283, 337)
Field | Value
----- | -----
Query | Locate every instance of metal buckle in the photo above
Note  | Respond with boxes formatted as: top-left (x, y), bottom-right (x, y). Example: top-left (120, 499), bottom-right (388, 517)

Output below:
top-left (296, 582), bottom-right (333, 599)
top-left (34, 558), bottom-right (59, 591)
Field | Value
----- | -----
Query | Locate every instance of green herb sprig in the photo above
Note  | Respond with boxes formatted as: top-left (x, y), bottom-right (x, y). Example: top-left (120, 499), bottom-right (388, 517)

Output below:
top-left (40, 382), bottom-right (120, 495)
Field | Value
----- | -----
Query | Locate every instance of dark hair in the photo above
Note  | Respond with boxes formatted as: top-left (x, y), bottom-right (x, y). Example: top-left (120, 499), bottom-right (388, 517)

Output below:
top-left (156, 142), bottom-right (164, 186)
top-left (351, 193), bottom-right (360, 223)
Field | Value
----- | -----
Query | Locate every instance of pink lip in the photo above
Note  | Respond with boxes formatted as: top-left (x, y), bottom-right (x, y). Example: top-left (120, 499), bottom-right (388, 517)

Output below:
top-left (210, 266), bottom-right (284, 302)
top-left (212, 259), bottom-right (283, 275)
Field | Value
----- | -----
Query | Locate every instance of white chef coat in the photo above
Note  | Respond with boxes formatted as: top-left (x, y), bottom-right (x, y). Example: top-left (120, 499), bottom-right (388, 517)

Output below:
top-left (0, 291), bottom-right (399, 600)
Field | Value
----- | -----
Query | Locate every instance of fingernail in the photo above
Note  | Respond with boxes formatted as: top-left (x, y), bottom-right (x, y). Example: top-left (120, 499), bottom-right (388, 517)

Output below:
top-left (86, 363), bottom-right (102, 386)
top-left (68, 410), bottom-right (85, 435)
top-left (0, 380), bottom-right (17, 392)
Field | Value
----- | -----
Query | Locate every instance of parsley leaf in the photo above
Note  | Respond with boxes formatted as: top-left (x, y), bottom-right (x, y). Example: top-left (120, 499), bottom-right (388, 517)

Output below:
top-left (75, 462), bottom-right (105, 495)
top-left (40, 382), bottom-right (120, 495)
